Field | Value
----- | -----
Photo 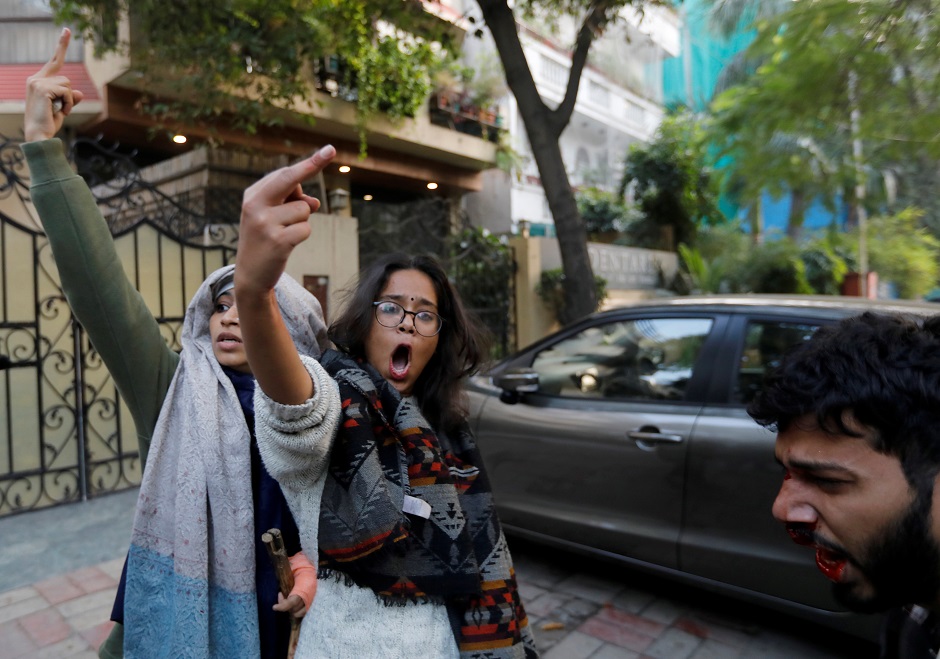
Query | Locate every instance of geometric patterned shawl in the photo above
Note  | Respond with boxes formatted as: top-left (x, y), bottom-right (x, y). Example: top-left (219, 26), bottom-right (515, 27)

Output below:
top-left (123, 266), bottom-right (327, 658)
top-left (318, 350), bottom-right (539, 658)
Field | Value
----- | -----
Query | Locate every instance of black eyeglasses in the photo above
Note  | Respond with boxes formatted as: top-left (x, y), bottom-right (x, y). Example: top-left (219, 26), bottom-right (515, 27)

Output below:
top-left (372, 301), bottom-right (443, 337)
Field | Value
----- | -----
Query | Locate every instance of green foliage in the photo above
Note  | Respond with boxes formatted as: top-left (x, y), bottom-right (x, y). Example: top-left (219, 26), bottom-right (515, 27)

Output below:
top-left (677, 244), bottom-right (725, 294)
top-left (799, 236), bottom-right (849, 296)
top-left (676, 223), bottom-right (845, 296)
top-left (448, 225), bottom-right (515, 358)
top-left (861, 208), bottom-right (940, 299)
top-left (449, 226), bottom-right (513, 313)
top-left (619, 110), bottom-right (725, 250)
top-left (536, 268), bottom-right (607, 326)
top-left (709, 0), bottom-right (940, 233)
top-left (739, 239), bottom-right (814, 294)
top-left (50, 0), bottom-right (450, 151)
top-left (351, 36), bottom-right (435, 156)
top-left (575, 187), bottom-right (636, 238)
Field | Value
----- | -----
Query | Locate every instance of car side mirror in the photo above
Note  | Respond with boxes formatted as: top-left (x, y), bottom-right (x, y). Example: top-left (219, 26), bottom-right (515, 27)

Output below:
top-left (494, 368), bottom-right (539, 405)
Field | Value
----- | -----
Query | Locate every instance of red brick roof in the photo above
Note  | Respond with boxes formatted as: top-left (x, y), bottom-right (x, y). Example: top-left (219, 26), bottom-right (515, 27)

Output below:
top-left (0, 63), bottom-right (100, 102)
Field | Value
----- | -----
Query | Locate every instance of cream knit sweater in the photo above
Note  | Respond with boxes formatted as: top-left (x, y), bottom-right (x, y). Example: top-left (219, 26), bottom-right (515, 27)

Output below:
top-left (254, 355), bottom-right (460, 659)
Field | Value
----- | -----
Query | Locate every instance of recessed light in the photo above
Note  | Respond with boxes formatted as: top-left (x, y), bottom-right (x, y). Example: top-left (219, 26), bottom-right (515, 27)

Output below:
top-left (338, 165), bottom-right (351, 173)
top-left (172, 134), bottom-right (187, 144)
top-left (427, 182), bottom-right (438, 190)
top-left (363, 194), bottom-right (373, 201)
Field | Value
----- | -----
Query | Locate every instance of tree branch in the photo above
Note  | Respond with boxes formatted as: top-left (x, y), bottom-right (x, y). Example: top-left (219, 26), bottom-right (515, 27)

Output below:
top-left (552, 2), bottom-right (611, 135)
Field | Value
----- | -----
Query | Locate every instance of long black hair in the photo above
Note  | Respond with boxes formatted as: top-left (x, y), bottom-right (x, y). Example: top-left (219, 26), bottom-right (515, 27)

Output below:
top-left (329, 253), bottom-right (489, 433)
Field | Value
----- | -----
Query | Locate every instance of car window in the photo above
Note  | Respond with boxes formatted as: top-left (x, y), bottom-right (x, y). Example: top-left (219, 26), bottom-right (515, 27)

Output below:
top-left (530, 317), bottom-right (714, 401)
top-left (735, 320), bottom-right (820, 405)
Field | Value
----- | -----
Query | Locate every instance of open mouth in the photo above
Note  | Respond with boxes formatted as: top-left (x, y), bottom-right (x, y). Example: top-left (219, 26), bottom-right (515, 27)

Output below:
top-left (389, 344), bottom-right (411, 380)
top-left (786, 523), bottom-right (848, 582)
top-left (217, 332), bottom-right (242, 345)
top-left (815, 546), bottom-right (848, 582)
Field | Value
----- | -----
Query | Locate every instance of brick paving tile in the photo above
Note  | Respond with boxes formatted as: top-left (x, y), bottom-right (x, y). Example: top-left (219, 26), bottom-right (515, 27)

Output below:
top-left (562, 596), bottom-right (602, 618)
top-left (0, 619), bottom-right (38, 658)
top-left (638, 598), bottom-right (685, 626)
top-left (17, 606), bottom-right (72, 647)
top-left (0, 593), bottom-right (48, 625)
top-left (688, 638), bottom-right (745, 659)
top-left (0, 587), bottom-right (38, 609)
top-left (533, 619), bottom-right (570, 651)
top-left (644, 627), bottom-right (703, 659)
top-left (555, 573), bottom-right (625, 605)
top-left (31, 634), bottom-right (93, 659)
top-left (33, 574), bottom-right (85, 605)
top-left (595, 604), bottom-right (666, 637)
top-left (590, 644), bottom-right (642, 659)
top-left (56, 590), bottom-right (116, 621)
top-left (63, 601), bottom-right (115, 636)
top-left (610, 587), bottom-right (656, 615)
top-left (578, 616), bottom-right (655, 653)
top-left (674, 615), bottom-right (754, 648)
top-left (80, 620), bottom-right (115, 651)
top-left (527, 591), bottom-right (574, 618)
top-left (97, 558), bottom-right (125, 582)
top-left (543, 630), bottom-right (605, 659)
top-left (67, 566), bottom-right (117, 594)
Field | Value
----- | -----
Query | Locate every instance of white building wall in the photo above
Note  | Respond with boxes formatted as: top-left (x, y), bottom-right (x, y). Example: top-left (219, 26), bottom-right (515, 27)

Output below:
top-left (460, 3), bottom-right (679, 236)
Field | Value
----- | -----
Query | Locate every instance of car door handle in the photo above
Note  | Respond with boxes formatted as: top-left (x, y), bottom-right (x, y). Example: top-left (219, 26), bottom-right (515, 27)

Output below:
top-left (628, 431), bottom-right (684, 444)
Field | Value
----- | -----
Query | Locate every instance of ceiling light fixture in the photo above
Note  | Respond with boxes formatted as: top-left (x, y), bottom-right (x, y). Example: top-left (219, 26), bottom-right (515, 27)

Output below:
top-left (363, 194), bottom-right (373, 201)
top-left (427, 182), bottom-right (438, 190)
top-left (338, 165), bottom-right (351, 173)
top-left (172, 134), bottom-right (187, 144)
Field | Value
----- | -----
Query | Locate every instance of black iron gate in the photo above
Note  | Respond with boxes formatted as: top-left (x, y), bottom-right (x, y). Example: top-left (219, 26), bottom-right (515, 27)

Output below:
top-left (0, 135), bottom-right (237, 517)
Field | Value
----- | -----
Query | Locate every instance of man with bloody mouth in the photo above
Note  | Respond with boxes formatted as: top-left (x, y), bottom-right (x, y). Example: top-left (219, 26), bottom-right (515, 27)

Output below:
top-left (748, 311), bottom-right (940, 658)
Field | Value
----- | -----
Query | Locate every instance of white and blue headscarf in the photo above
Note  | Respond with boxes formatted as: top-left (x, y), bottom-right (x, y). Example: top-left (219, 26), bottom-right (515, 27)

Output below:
top-left (123, 265), bottom-right (327, 658)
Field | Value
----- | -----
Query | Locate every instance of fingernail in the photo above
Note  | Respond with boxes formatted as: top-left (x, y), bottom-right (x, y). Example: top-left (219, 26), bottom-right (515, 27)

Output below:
top-left (317, 144), bottom-right (335, 159)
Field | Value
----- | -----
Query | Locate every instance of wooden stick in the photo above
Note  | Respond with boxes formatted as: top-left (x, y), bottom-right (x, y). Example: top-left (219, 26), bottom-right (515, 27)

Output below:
top-left (262, 528), bottom-right (300, 659)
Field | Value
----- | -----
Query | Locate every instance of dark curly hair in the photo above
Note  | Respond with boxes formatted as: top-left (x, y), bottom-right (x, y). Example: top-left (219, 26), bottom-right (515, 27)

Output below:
top-left (328, 253), bottom-right (489, 433)
top-left (748, 312), bottom-right (940, 491)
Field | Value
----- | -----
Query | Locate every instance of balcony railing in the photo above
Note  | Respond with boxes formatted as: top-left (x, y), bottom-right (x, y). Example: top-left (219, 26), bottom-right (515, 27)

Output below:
top-left (428, 91), bottom-right (505, 141)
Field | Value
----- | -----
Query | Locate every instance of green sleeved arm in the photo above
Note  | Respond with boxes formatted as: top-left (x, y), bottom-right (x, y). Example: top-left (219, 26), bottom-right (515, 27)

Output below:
top-left (21, 138), bottom-right (179, 468)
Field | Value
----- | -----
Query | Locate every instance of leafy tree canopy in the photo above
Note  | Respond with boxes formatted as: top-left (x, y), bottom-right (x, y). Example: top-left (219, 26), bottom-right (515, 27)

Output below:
top-left (51, 0), bottom-right (452, 149)
top-left (710, 0), bottom-right (940, 213)
top-left (618, 109), bottom-right (725, 250)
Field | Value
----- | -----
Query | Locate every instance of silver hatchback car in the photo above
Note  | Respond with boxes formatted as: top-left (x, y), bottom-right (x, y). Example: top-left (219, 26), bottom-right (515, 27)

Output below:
top-left (467, 295), bottom-right (938, 640)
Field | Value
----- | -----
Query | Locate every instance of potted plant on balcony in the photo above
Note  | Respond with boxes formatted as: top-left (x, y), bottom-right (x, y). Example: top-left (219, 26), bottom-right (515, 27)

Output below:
top-left (464, 54), bottom-right (506, 128)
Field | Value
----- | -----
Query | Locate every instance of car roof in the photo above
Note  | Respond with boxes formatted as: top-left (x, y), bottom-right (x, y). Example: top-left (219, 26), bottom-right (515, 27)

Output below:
top-left (593, 294), bottom-right (938, 319)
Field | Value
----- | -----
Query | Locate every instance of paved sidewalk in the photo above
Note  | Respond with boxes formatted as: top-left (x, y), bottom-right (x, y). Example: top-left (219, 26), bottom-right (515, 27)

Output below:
top-left (0, 489), bottom-right (137, 659)
top-left (0, 490), bottom-right (878, 659)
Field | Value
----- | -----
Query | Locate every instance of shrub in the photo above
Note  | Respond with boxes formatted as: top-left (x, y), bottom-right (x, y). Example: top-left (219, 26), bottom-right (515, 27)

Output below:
top-left (536, 268), bottom-right (607, 326)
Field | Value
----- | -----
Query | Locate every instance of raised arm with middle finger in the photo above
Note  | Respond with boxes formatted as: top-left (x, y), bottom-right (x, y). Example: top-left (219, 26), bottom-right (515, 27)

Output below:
top-left (235, 145), bottom-right (337, 405)
top-left (24, 27), bottom-right (84, 142)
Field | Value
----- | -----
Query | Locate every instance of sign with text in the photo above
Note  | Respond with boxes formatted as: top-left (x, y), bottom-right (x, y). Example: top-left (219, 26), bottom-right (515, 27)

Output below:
top-left (587, 242), bottom-right (677, 291)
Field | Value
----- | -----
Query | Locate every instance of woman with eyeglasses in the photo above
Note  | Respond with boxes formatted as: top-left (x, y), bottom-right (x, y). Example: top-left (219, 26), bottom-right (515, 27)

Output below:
top-left (234, 158), bottom-right (539, 658)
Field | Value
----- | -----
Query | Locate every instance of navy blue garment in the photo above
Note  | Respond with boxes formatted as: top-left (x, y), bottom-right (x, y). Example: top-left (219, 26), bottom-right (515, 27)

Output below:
top-left (111, 367), bottom-right (302, 659)
top-left (227, 367), bottom-right (303, 659)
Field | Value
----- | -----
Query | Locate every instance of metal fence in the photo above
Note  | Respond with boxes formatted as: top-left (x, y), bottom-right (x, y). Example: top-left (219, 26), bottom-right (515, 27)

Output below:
top-left (0, 134), bottom-right (236, 517)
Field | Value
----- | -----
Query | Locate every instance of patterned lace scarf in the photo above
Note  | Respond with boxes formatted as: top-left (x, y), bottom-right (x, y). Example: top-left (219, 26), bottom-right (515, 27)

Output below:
top-left (123, 267), bottom-right (328, 659)
top-left (318, 350), bottom-right (539, 658)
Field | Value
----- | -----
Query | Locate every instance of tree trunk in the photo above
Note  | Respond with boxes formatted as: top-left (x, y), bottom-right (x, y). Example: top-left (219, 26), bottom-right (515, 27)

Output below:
top-left (747, 196), bottom-right (763, 244)
top-left (786, 187), bottom-right (806, 241)
top-left (476, 0), bottom-right (598, 322)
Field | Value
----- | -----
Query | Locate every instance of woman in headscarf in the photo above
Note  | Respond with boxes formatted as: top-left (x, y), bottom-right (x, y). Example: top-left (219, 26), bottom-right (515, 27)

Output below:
top-left (22, 28), bottom-right (327, 659)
